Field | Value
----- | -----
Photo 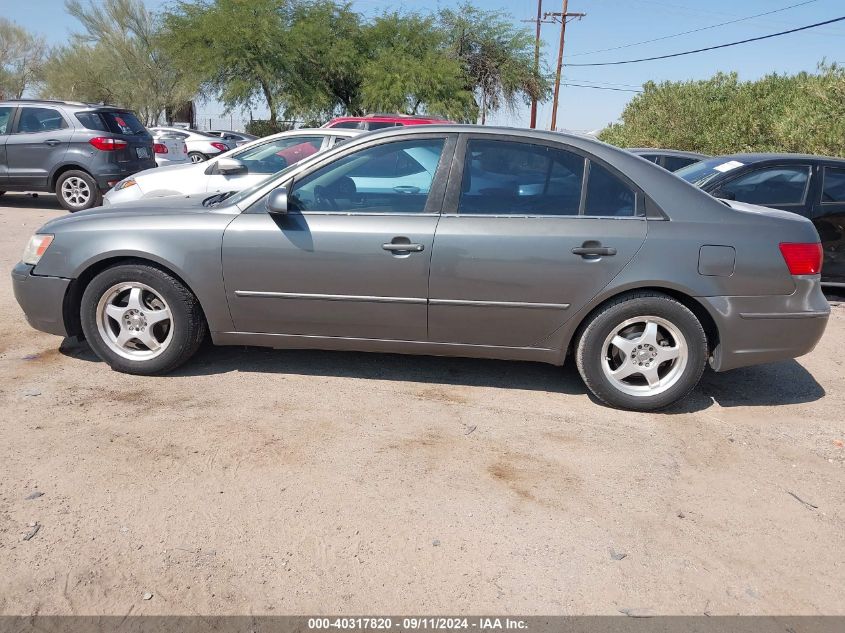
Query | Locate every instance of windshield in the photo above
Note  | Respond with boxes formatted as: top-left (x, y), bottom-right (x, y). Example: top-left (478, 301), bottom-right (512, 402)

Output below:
top-left (675, 157), bottom-right (745, 187)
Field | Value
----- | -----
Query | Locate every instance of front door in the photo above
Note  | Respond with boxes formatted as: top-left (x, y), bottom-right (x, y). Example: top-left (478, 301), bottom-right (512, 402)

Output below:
top-left (428, 136), bottom-right (648, 348)
top-left (6, 106), bottom-right (71, 189)
top-left (222, 135), bottom-right (453, 340)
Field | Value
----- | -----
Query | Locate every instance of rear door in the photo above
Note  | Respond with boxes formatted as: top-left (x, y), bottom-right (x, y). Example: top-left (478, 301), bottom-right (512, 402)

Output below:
top-left (814, 164), bottom-right (845, 283)
top-left (5, 106), bottom-right (71, 188)
top-left (428, 135), bottom-right (648, 348)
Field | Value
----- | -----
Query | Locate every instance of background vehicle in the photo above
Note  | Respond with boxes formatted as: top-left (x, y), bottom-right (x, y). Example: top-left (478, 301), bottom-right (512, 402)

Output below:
top-left (151, 132), bottom-right (189, 167)
top-left (15, 126), bottom-right (828, 411)
top-left (0, 99), bottom-right (155, 211)
top-left (207, 130), bottom-right (258, 146)
top-left (147, 127), bottom-right (235, 163)
top-left (104, 128), bottom-right (361, 205)
top-left (628, 148), bottom-right (708, 171)
top-left (323, 113), bottom-right (453, 130)
top-left (677, 154), bottom-right (845, 286)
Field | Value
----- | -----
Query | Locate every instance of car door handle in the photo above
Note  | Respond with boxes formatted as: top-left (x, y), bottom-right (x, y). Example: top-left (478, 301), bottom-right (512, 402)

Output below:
top-left (572, 246), bottom-right (617, 257)
top-left (383, 242), bottom-right (425, 252)
top-left (44, 139), bottom-right (63, 146)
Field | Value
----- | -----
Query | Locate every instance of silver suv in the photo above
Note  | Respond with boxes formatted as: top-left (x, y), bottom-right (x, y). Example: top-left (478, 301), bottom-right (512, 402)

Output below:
top-left (0, 99), bottom-right (155, 211)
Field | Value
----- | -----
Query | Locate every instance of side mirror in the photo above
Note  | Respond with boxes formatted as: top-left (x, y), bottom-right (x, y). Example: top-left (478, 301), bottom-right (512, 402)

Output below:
top-left (217, 157), bottom-right (247, 176)
top-left (266, 187), bottom-right (288, 215)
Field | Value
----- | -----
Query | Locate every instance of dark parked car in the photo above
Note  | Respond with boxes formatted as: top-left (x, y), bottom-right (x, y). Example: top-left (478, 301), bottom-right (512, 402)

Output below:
top-left (13, 126), bottom-right (828, 411)
top-left (0, 99), bottom-right (155, 211)
top-left (628, 148), bottom-right (708, 172)
top-left (676, 154), bottom-right (845, 287)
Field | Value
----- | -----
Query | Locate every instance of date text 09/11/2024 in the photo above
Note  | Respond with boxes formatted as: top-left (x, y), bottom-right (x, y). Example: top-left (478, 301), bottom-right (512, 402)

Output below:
top-left (307, 618), bottom-right (529, 630)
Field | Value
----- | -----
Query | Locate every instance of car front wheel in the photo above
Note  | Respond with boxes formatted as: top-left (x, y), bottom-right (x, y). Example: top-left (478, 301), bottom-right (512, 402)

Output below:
top-left (575, 292), bottom-right (708, 411)
top-left (80, 264), bottom-right (207, 375)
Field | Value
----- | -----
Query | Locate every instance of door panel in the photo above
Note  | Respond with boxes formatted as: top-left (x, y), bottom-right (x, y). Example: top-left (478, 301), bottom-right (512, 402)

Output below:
top-left (428, 135), bottom-right (647, 348)
top-left (6, 107), bottom-right (71, 188)
top-left (222, 213), bottom-right (437, 339)
top-left (428, 216), bottom-right (647, 346)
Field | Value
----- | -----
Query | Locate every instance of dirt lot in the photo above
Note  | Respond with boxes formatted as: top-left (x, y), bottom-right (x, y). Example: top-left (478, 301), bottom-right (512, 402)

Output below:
top-left (0, 194), bottom-right (843, 616)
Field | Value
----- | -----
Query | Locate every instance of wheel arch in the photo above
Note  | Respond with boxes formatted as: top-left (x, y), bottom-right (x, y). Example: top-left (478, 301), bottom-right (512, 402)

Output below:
top-left (562, 284), bottom-right (720, 361)
top-left (62, 255), bottom-right (208, 338)
top-left (49, 163), bottom-right (95, 190)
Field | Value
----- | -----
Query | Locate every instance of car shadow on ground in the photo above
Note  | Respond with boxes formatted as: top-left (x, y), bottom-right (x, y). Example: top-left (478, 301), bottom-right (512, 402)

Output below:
top-left (0, 193), bottom-right (64, 210)
top-left (59, 338), bottom-right (825, 412)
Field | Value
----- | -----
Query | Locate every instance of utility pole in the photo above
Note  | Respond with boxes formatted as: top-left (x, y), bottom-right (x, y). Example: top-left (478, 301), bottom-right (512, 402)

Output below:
top-left (529, 0), bottom-right (544, 129)
top-left (546, 0), bottom-right (586, 131)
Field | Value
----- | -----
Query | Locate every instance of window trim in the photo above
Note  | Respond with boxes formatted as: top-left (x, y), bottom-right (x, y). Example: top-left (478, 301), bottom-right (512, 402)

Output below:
top-left (246, 133), bottom-right (457, 216)
top-left (717, 163), bottom-right (813, 207)
top-left (820, 165), bottom-right (845, 206)
top-left (11, 106), bottom-right (68, 135)
top-left (443, 133), bottom-right (644, 219)
top-left (0, 105), bottom-right (16, 136)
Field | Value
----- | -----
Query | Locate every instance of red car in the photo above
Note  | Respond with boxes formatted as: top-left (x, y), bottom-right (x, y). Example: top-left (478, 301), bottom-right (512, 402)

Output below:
top-left (322, 113), bottom-right (453, 131)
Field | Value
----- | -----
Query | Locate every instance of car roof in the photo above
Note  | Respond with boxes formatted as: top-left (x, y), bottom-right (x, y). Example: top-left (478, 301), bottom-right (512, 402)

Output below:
top-left (0, 99), bottom-right (132, 112)
top-left (627, 148), bottom-right (709, 159)
top-left (713, 152), bottom-right (845, 164)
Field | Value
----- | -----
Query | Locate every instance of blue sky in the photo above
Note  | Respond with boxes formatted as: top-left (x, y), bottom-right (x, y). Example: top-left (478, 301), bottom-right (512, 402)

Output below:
top-left (7, 0), bottom-right (844, 130)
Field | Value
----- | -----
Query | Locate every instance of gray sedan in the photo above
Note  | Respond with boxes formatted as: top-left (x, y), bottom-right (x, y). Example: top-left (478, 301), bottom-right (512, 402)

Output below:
top-left (12, 126), bottom-right (829, 410)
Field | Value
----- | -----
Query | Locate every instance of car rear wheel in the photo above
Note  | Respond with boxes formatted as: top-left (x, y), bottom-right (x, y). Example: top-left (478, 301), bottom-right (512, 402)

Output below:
top-left (188, 151), bottom-right (207, 163)
top-left (575, 292), bottom-right (707, 411)
top-left (56, 170), bottom-right (101, 212)
top-left (80, 264), bottom-right (207, 375)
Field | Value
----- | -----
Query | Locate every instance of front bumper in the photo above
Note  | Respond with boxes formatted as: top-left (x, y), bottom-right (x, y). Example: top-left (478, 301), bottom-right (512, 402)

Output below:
top-left (11, 262), bottom-right (71, 337)
top-left (102, 184), bottom-right (144, 206)
top-left (702, 276), bottom-right (830, 372)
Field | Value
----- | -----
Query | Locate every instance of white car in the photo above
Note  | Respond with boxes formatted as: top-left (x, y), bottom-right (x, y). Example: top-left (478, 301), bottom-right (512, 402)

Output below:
top-left (104, 128), bottom-right (361, 206)
top-left (147, 127), bottom-right (236, 163)
top-left (152, 133), bottom-right (189, 167)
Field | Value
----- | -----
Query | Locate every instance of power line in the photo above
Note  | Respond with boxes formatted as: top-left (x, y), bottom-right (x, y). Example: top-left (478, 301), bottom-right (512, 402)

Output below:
top-left (562, 83), bottom-right (642, 92)
top-left (565, 15), bottom-right (845, 67)
top-left (569, 0), bottom-right (821, 57)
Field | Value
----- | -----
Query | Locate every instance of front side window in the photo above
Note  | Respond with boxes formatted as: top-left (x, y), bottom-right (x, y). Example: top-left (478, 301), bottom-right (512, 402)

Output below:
top-left (822, 167), bottom-right (845, 203)
top-left (0, 106), bottom-right (13, 134)
top-left (720, 166), bottom-right (811, 205)
top-left (15, 107), bottom-right (67, 133)
top-left (458, 139), bottom-right (585, 215)
top-left (234, 136), bottom-right (323, 173)
top-left (289, 138), bottom-right (445, 214)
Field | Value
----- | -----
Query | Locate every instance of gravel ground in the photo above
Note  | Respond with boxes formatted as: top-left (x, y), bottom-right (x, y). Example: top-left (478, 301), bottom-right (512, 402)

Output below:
top-left (0, 194), bottom-right (843, 616)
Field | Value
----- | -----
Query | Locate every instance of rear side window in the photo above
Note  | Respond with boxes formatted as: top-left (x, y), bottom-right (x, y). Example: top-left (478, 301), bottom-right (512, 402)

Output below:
top-left (15, 107), bottom-right (67, 133)
top-left (0, 106), bottom-right (12, 134)
top-left (329, 121), bottom-right (361, 129)
top-left (664, 156), bottom-right (700, 172)
top-left (584, 163), bottom-right (637, 216)
top-left (822, 167), bottom-right (845, 203)
top-left (720, 166), bottom-right (811, 205)
top-left (367, 122), bottom-right (401, 130)
top-left (458, 139), bottom-right (585, 216)
top-left (77, 111), bottom-right (147, 135)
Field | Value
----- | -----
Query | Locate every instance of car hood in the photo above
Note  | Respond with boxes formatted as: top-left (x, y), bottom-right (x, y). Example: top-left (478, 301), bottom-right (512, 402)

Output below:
top-left (41, 194), bottom-right (214, 231)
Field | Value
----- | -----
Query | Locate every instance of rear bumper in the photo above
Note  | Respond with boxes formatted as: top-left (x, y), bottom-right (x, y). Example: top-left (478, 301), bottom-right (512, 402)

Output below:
top-left (92, 160), bottom-right (156, 190)
top-left (702, 276), bottom-right (830, 372)
top-left (11, 262), bottom-right (71, 337)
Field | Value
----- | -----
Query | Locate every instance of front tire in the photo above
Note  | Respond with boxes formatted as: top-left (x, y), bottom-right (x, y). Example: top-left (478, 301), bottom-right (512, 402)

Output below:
top-left (80, 264), bottom-right (207, 375)
top-left (575, 292), bottom-right (707, 411)
top-left (56, 170), bottom-right (101, 212)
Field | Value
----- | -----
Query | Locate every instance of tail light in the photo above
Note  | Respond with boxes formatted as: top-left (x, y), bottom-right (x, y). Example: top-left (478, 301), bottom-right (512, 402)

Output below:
top-left (89, 137), bottom-right (128, 151)
top-left (153, 143), bottom-right (168, 154)
top-left (779, 242), bottom-right (822, 275)
top-left (211, 142), bottom-right (229, 152)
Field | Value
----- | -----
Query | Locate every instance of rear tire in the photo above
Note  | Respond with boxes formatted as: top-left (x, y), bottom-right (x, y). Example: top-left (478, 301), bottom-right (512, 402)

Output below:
top-left (189, 152), bottom-right (207, 163)
top-left (80, 264), bottom-right (207, 375)
top-left (56, 170), bottom-right (101, 212)
top-left (575, 292), bottom-right (708, 411)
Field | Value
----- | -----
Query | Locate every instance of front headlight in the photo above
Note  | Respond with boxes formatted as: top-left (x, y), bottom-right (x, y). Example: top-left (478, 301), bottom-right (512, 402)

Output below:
top-left (113, 178), bottom-right (137, 191)
top-left (22, 234), bottom-right (54, 265)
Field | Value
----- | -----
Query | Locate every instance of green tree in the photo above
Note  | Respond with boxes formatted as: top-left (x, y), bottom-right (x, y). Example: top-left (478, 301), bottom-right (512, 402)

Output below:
top-left (0, 18), bottom-right (46, 99)
top-left (41, 0), bottom-right (196, 124)
top-left (599, 64), bottom-right (845, 157)
top-left (438, 3), bottom-right (549, 124)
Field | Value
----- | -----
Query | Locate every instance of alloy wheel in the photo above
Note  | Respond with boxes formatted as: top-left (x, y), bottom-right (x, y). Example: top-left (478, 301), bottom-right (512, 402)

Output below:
top-left (61, 176), bottom-right (91, 208)
top-left (95, 282), bottom-right (173, 361)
